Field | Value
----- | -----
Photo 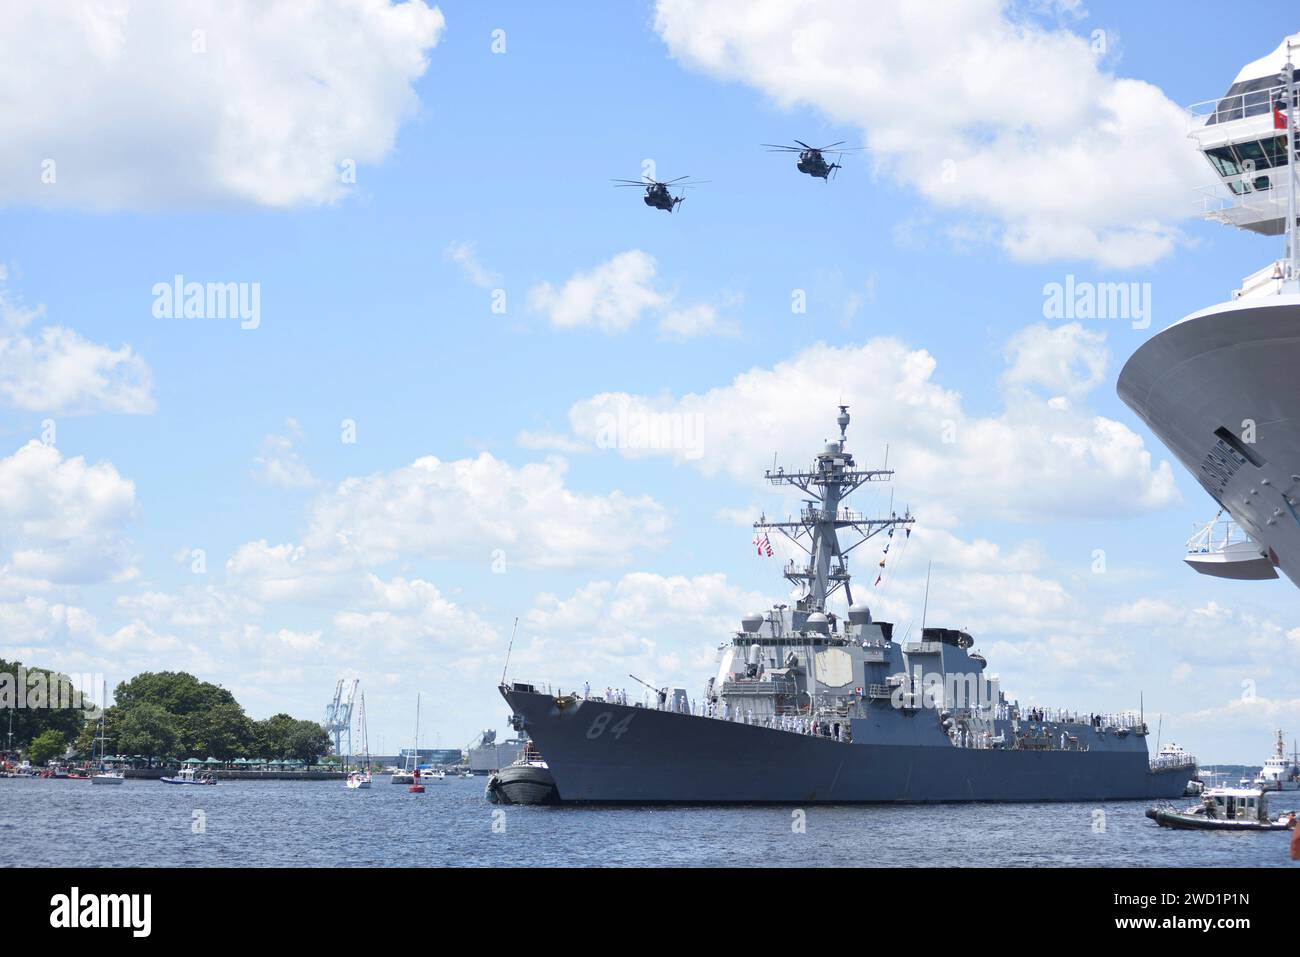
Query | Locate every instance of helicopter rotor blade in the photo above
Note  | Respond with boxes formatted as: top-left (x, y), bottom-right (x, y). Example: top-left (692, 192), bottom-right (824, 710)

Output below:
top-left (794, 139), bottom-right (815, 150)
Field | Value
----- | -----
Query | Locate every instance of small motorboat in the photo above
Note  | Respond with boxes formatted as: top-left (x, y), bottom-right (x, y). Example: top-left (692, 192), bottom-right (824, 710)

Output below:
top-left (90, 771), bottom-right (125, 786)
top-left (345, 771), bottom-right (372, 790)
top-left (160, 767), bottom-right (217, 786)
top-left (1147, 785), bottom-right (1297, 831)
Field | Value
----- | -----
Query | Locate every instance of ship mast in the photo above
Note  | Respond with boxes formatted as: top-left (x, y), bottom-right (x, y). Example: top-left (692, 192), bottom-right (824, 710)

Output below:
top-left (753, 406), bottom-right (914, 613)
top-left (1285, 40), bottom-right (1299, 282)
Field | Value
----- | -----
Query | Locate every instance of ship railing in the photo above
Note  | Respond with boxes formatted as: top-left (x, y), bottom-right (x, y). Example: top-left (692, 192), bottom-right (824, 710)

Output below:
top-left (1192, 181), bottom-right (1288, 220)
top-left (721, 678), bottom-right (798, 697)
top-left (1186, 81), bottom-right (1292, 130)
top-left (1185, 515), bottom-right (1255, 555)
top-left (1150, 753), bottom-right (1198, 770)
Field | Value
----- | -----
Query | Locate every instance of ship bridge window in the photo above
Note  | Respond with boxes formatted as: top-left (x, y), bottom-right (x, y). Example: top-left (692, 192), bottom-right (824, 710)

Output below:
top-left (1262, 136), bottom-right (1291, 168)
top-left (1232, 139), bottom-right (1272, 170)
top-left (1227, 175), bottom-right (1271, 195)
top-left (1205, 147), bottom-right (1242, 177)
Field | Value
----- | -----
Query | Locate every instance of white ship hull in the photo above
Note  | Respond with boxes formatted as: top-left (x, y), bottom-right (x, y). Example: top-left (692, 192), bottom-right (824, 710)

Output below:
top-left (1118, 295), bottom-right (1300, 587)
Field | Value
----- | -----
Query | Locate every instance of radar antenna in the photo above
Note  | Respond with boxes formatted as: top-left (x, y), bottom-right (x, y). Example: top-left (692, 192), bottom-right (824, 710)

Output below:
top-left (752, 406), bottom-right (915, 611)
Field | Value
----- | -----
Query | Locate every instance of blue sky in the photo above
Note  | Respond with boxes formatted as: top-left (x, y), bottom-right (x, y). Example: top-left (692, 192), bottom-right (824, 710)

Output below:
top-left (1, 1), bottom-right (1297, 762)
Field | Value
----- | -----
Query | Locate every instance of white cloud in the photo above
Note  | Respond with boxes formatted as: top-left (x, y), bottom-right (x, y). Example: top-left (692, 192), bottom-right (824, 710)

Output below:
top-left (653, 0), bottom-right (1206, 267)
top-left (0, 0), bottom-right (445, 209)
top-left (563, 334), bottom-right (1177, 523)
top-left (333, 574), bottom-right (499, 655)
top-left (252, 418), bottom-right (318, 489)
top-left (225, 540), bottom-right (355, 605)
top-left (0, 441), bottom-right (137, 585)
top-left (443, 241), bottom-right (502, 289)
top-left (659, 303), bottom-right (738, 340)
top-left (515, 572), bottom-right (770, 693)
top-left (528, 250), bottom-right (736, 339)
top-left (299, 452), bottom-right (670, 569)
top-left (515, 430), bottom-right (591, 454)
top-left (1001, 322), bottom-right (1107, 398)
top-left (0, 285), bottom-right (154, 415)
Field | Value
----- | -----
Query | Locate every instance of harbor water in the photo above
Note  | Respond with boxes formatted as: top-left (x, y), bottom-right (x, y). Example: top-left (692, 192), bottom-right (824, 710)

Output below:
top-left (1, 775), bottom-right (1296, 868)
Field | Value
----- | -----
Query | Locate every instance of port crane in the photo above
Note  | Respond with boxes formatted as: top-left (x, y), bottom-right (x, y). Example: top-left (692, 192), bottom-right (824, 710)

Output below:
top-left (323, 679), bottom-right (359, 759)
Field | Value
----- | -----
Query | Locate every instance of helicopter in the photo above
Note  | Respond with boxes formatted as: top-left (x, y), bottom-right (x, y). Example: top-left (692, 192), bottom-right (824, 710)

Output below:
top-left (611, 175), bottom-right (708, 212)
top-left (762, 140), bottom-right (867, 181)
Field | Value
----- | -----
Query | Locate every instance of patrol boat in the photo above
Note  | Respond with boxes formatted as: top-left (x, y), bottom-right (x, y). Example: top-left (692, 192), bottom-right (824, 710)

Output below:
top-left (1119, 33), bottom-right (1300, 587)
top-left (499, 408), bottom-right (1196, 803)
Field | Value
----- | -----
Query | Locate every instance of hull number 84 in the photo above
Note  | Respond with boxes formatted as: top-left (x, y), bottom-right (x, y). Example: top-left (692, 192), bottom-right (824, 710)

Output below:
top-left (586, 711), bottom-right (634, 740)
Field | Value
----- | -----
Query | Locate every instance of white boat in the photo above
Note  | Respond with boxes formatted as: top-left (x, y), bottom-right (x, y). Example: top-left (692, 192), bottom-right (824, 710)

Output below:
top-left (345, 691), bottom-right (374, 790)
top-left (1147, 785), bottom-right (1298, 830)
top-left (1254, 729), bottom-right (1300, 791)
top-left (1119, 33), bottom-right (1300, 590)
top-left (160, 767), bottom-right (217, 786)
top-left (90, 681), bottom-right (125, 785)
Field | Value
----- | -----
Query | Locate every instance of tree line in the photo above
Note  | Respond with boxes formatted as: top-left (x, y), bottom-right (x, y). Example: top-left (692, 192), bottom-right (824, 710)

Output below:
top-left (2, 661), bottom-right (330, 765)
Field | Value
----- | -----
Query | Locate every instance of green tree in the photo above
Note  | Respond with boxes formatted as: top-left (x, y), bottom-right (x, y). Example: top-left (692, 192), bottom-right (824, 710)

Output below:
top-left (183, 701), bottom-right (254, 759)
top-left (286, 720), bottom-right (331, 765)
top-left (0, 658), bottom-right (95, 750)
top-left (28, 728), bottom-right (68, 765)
top-left (252, 713), bottom-right (300, 758)
top-left (113, 671), bottom-right (236, 717)
top-left (115, 703), bottom-right (181, 761)
top-left (253, 714), bottom-right (329, 763)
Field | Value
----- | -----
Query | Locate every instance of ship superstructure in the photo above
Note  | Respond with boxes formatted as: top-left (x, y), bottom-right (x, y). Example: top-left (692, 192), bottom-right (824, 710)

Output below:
top-left (1254, 729), bottom-right (1300, 791)
top-left (498, 409), bottom-right (1194, 803)
top-left (1119, 32), bottom-right (1300, 586)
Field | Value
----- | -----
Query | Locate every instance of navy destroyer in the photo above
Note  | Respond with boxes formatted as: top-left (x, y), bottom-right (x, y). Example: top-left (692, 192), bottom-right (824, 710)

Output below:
top-left (1119, 32), bottom-right (1300, 587)
top-left (499, 408), bottom-right (1196, 803)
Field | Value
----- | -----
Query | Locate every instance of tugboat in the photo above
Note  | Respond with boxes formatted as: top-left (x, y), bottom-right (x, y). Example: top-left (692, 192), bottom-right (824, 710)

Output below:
top-left (1147, 785), bottom-right (1297, 831)
top-left (485, 741), bottom-right (557, 805)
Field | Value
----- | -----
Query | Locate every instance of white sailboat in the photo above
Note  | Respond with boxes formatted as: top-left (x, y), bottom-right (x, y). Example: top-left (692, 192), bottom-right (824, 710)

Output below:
top-left (90, 681), bottom-right (124, 785)
top-left (345, 691), bottom-right (372, 789)
top-left (392, 693), bottom-right (418, 784)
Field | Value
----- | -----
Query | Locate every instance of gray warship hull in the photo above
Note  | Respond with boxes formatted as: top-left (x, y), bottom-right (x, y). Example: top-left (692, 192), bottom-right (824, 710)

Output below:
top-left (503, 688), bottom-right (1193, 804)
